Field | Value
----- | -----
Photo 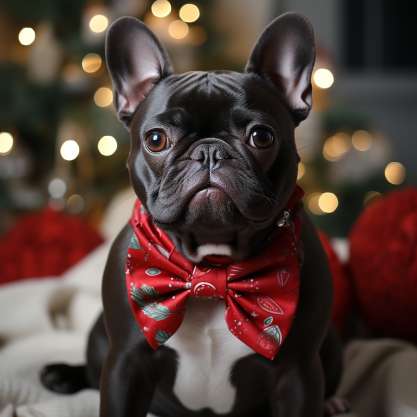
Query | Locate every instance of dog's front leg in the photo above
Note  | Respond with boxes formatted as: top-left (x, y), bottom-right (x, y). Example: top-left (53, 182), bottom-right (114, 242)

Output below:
top-left (99, 346), bottom-right (156, 417)
top-left (269, 354), bottom-right (324, 417)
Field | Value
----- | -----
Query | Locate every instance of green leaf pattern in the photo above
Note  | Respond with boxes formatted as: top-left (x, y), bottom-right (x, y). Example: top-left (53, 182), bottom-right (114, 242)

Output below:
top-left (155, 330), bottom-right (171, 344)
top-left (129, 234), bottom-right (141, 249)
top-left (142, 302), bottom-right (171, 321)
top-left (130, 283), bottom-right (158, 308)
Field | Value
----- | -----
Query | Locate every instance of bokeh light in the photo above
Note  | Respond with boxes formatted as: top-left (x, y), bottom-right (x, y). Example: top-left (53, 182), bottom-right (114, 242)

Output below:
top-left (179, 3), bottom-right (200, 23)
top-left (313, 68), bottom-right (334, 89)
top-left (67, 194), bottom-right (85, 213)
top-left (89, 14), bottom-right (109, 33)
top-left (322, 133), bottom-right (350, 161)
top-left (48, 178), bottom-right (67, 198)
top-left (18, 27), bottom-right (36, 46)
top-left (151, 0), bottom-right (172, 18)
top-left (318, 192), bottom-right (339, 213)
top-left (94, 87), bottom-right (113, 107)
top-left (98, 135), bottom-right (118, 156)
top-left (307, 192), bottom-right (323, 215)
top-left (168, 20), bottom-right (189, 39)
top-left (82, 53), bottom-right (102, 74)
top-left (60, 139), bottom-right (80, 161)
top-left (352, 130), bottom-right (373, 151)
top-left (384, 162), bottom-right (406, 185)
top-left (0, 132), bottom-right (14, 155)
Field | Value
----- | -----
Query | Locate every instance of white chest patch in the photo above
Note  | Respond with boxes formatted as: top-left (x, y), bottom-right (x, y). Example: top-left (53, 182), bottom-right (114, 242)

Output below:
top-left (165, 298), bottom-right (253, 414)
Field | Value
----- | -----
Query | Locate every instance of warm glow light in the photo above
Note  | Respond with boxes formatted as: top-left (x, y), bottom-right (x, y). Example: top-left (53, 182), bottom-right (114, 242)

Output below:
top-left (151, 0), bottom-right (172, 18)
top-left (318, 192), bottom-right (339, 213)
top-left (352, 130), bottom-right (372, 151)
top-left (385, 162), bottom-right (406, 185)
top-left (168, 20), bottom-right (189, 39)
top-left (0, 132), bottom-right (14, 155)
top-left (179, 3), bottom-right (200, 23)
top-left (82, 53), bottom-right (102, 73)
top-left (98, 135), bottom-right (118, 156)
top-left (307, 193), bottom-right (323, 215)
top-left (18, 27), bottom-right (36, 46)
top-left (94, 87), bottom-right (113, 107)
top-left (48, 178), bottom-right (67, 198)
top-left (297, 162), bottom-right (305, 180)
top-left (364, 191), bottom-right (381, 206)
top-left (60, 139), bottom-right (80, 161)
top-left (67, 194), bottom-right (85, 213)
top-left (89, 14), bottom-right (109, 33)
top-left (313, 68), bottom-right (334, 89)
top-left (322, 133), bottom-right (350, 161)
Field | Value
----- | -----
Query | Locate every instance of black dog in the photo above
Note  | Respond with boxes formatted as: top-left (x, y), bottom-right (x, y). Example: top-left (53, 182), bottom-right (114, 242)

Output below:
top-left (42, 13), bottom-right (343, 417)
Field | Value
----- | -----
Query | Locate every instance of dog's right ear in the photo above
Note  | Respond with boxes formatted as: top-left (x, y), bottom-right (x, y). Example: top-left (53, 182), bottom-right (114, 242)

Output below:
top-left (105, 17), bottom-right (173, 126)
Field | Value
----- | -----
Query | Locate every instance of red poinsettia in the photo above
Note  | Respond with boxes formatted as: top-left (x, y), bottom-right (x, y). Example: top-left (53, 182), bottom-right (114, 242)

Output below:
top-left (0, 207), bottom-right (103, 285)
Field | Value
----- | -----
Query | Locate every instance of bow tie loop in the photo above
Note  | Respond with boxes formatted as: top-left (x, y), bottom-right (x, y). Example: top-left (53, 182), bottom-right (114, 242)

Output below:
top-left (189, 266), bottom-right (228, 299)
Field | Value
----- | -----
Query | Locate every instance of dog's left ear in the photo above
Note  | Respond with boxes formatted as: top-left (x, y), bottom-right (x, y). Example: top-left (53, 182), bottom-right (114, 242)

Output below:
top-left (246, 13), bottom-right (316, 125)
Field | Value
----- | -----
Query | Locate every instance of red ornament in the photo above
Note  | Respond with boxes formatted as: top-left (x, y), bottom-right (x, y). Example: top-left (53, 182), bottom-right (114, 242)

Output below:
top-left (0, 207), bottom-right (103, 285)
top-left (319, 232), bottom-right (352, 332)
top-left (349, 187), bottom-right (417, 341)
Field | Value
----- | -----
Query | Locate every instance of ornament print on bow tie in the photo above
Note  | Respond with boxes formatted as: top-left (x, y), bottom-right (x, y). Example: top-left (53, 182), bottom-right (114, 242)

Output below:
top-left (125, 186), bottom-right (304, 360)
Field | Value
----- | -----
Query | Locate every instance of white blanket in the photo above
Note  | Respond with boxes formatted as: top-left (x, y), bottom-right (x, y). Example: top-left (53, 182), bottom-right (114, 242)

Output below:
top-left (0, 190), bottom-right (416, 416)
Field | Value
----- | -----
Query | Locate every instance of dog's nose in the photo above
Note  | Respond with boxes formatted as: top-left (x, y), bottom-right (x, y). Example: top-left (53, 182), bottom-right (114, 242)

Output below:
top-left (190, 142), bottom-right (231, 170)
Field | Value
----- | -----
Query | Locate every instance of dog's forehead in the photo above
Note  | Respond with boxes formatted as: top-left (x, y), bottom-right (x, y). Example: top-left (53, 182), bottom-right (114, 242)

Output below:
top-left (166, 71), bottom-right (246, 106)
top-left (140, 70), bottom-right (290, 131)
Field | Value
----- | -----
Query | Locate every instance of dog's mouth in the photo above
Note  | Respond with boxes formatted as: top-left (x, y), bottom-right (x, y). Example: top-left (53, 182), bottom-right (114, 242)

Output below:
top-left (148, 168), bottom-right (281, 261)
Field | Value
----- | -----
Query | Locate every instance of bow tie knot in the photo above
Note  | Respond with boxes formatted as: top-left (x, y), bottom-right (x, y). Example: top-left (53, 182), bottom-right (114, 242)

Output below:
top-left (189, 266), bottom-right (228, 299)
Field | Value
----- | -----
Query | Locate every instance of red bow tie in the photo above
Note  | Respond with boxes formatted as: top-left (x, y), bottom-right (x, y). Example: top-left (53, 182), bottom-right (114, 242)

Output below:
top-left (125, 187), bottom-right (304, 360)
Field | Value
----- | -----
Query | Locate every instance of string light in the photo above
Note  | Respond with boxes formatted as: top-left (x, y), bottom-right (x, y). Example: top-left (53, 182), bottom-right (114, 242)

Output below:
top-left (151, 0), bottom-right (172, 18)
top-left (352, 130), bottom-right (372, 151)
top-left (322, 133), bottom-right (350, 161)
top-left (81, 53), bottom-right (102, 74)
top-left (0, 132), bottom-right (14, 155)
top-left (89, 14), bottom-right (109, 33)
top-left (60, 139), bottom-right (80, 161)
top-left (179, 3), bottom-right (200, 23)
top-left (94, 87), bottom-right (113, 107)
top-left (297, 162), bottom-right (305, 180)
top-left (18, 27), bottom-right (36, 46)
top-left (384, 162), bottom-right (406, 185)
top-left (168, 20), bottom-right (189, 39)
top-left (98, 135), bottom-right (118, 156)
top-left (313, 68), bottom-right (334, 89)
top-left (318, 192), bottom-right (339, 213)
top-left (48, 178), bottom-right (67, 198)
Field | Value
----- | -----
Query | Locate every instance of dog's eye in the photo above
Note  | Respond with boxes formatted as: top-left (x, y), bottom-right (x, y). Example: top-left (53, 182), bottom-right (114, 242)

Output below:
top-left (145, 130), bottom-right (169, 153)
top-left (248, 126), bottom-right (274, 149)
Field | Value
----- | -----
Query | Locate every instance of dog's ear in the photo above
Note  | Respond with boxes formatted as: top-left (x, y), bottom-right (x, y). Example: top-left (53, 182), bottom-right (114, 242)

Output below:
top-left (245, 13), bottom-right (316, 125)
top-left (105, 17), bottom-right (173, 126)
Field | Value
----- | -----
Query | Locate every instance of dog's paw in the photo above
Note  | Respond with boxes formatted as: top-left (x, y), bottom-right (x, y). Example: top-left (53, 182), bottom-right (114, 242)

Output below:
top-left (40, 363), bottom-right (89, 394)
top-left (324, 397), bottom-right (351, 416)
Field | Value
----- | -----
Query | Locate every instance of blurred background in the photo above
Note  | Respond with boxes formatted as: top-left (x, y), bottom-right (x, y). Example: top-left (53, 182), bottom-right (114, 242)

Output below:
top-left (1, 0), bottom-right (416, 252)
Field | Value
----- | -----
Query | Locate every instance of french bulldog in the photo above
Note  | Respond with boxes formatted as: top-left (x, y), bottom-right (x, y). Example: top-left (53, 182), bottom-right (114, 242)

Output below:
top-left (41, 12), bottom-right (344, 417)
